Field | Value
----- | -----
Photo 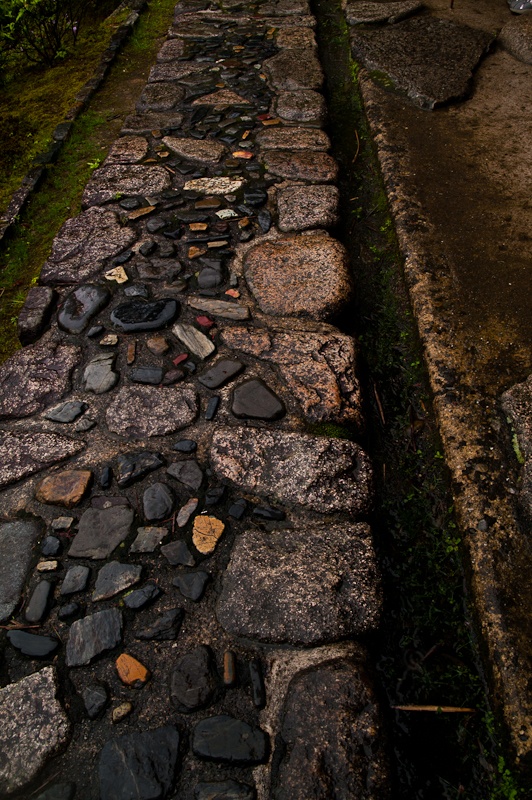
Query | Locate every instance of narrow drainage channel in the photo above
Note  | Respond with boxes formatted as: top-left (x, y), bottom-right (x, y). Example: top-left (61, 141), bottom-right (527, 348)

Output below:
top-left (312, 1), bottom-right (522, 797)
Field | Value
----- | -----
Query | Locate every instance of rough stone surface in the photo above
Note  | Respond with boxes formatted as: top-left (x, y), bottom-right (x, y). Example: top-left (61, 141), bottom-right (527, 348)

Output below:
top-left (263, 150), bottom-right (337, 182)
top-left (17, 286), bottom-right (56, 345)
top-left (66, 609), bottom-right (123, 666)
top-left (172, 323), bottom-right (216, 359)
top-left (35, 470), bottom-right (92, 508)
top-left (274, 90), bottom-right (326, 124)
top-left (192, 90), bottom-right (252, 107)
top-left (244, 234), bottom-right (352, 321)
top-left (174, 571), bottom-right (209, 601)
top-left (40, 207), bottom-right (136, 284)
top-left (271, 659), bottom-right (388, 799)
top-left (110, 298), bottom-right (178, 332)
top-left (137, 82), bottom-right (185, 111)
top-left (193, 715), bottom-right (268, 765)
top-left (199, 359), bottom-right (245, 389)
top-left (7, 629), bottom-right (59, 657)
top-left (499, 15), bottom-right (532, 65)
top-left (277, 184), bottom-right (339, 231)
top-left (502, 373), bottom-right (532, 523)
top-left (92, 561), bottom-right (142, 601)
top-left (116, 451), bottom-right (164, 487)
top-left (192, 516), bottom-right (225, 555)
top-left (143, 482), bottom-right (174, 521)
top-left (350, 16), bottom-right (494, 109)
top-left (211, 427), bottom-right (372, 513)
top-left (135, 607), bottom-right (183, 640)
top-left (263, 49), bottom-right (323, 90)
top-left (130, 526), bottom-right (168, 553)
top-left (105, 385), bottom-right (198, 438)
top-left (60, 565), bottom-right (90, 595)
top-left (217, 522), bottom-right (380, 644)
top-left (256, 127), bottom-right (330, 151)
top-left (346, 0), bottom-right (423, 25)
top-left (106, 136), bottom-right (149, 164)
top-left (122, 112), bottom-right (184, 135)
top-left (0, 431), bottom-right (85, 489)
top-left (83, 353), bottom-right (119, 394)
top-left (0, 340), bottom-right (80, 419)
top-left (0, 668), bottom-right (70, 795)
top-left (0, 519), bottom-right (42, 621)
top-left (69, 505), bottom-right (135, 559)
top-left (83, 165), bottom-right (172, 207)
top-left (187, 297), bottom-right (250, 320)
top-left (25, 580), bottom-right (53, 623)
top-left (170, 645), bottom-right (217, 712)
top-left (163, 136), bottom-right (226, 163)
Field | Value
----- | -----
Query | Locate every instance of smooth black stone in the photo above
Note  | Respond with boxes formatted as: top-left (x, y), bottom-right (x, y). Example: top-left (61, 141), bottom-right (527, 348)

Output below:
top-left (87, 324), bottom-right (105, 338)
top-left (146, 217), bottom-right (167, 234)
top-left (161, 540), bottom-right (195, 567)
top-left (205, 487), bottom-right (225, 507)
top-left (192, 715), bottom-right (268, 765)
top-left (35, 783), bottom-right (76, 800)
top-left (143, 482), bottom-right (174, 522)
top-left (130, 366), bottom-right (164, 385)
top-left (120, 198), bottom-right (141, 210)
top-left (170, 645), bottom-right (217, 713)
top-left (82, 683), bottom-right (109, 719)
top-left (58, 602), bottom-right (80, 620)
top-left (7, 629), bottom-right (59, 657)
top-left (45, 401), bottom-right (87, 423)
top-left (205, 396), bottom-right (220, 421)
top-left (114, 249), bottom-right (134, 264)
top-left (232, 379), bottom-right (285, 421)
top-left (199, 359), bottom-right (244, 389)
top-left (123, 581), bottom-right (162, 610)
top-left (61, 565), bottom-right (90, 595)
top-left (41, 535), bottom-right (61, 556)
top-left (174, 211), bottom-right (209, 224)
top-left (110, 298), bottom-right (178, 332)
top-left (194, 780), bottom-right (255, 800)
top-left (135, 607), bottom-right (184, 641)
top-left (100, 466), bottom-right (113, 490)
top-left (116, 451), bottom-right (164, 487)
top-left (167, 460), bottom-right (203, 490)
top-left (124, 284), bottom-right (149, 298)
top-left (249, 659), bottom-right (265, 709)
top-left (173, 571), bottom-right (209, 602)
top-left (25, 580), bottom-right (53, 623)
top-left (257, 209), bottom-right (271, 233)
top-left (173, 439), bottom-right (197, 454)
top-left (99, 726), bottom-right (180, 800)
top-left (252, 505), bottom-right (286, 521)
top-left (228, 499), bottom-right (247, 520)
top-left (243, 188), bottom-right (267, 207)
top-left (58, 285), bottom-right (110, 334)
top-left (139, 240), bottom-right (157, 257)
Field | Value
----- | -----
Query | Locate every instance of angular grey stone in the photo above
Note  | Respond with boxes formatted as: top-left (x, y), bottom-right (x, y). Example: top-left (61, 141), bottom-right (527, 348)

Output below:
top-left (173, 571), bottom-right (209, 602)
top-left (350, 16), bottom-right (494, 110)
top-left (156, 38), bottom-right (186, 62)
top-left (106, 385), bottom-right (198, 438)
top-left (137, 82), bottom-right (185, 112)
top-left (163, 136), bottom-right (226, 164)
top-left (135, 607), bottom-right (184, 640)
top-left (263, 150), bottom-right (337, 182)
top-left (45, 400), bottom-right (87, 423)
top-left (25, 580), bottom-right (53, 623)
top-left (60, 565), bottom-right (90, 595)
top-left (211, 428), bottom-right (372, 514)
top-left (123, 582), bottom-right (162, 610)
top-left (0, 431), bottom-right (85, 490)
top-left (83, 164), bottom-right (172, 207)
top-left (194, 781), bottom-right (255, 800)
top-left (83, 353), bottom-right (119, 394)
top-left (187, 297), bottom-right (250, 321)
top-left (198, 359), bottom-right (245, 389)
top-left (106, 136), bottom-right (149, 164)
top-left (69, 505), bottom-right (135, 559)
top-left (40, 207), bottom-right (137, 284)
top-left (256, 127), bottom-right (330, 151)
top-left (217, 522), bottom-right (380, 644)
top-left (231, 379), bottom-right (285, 421)
top-left (499, 15), bottom-right (532, 65)
top-left (272, 658), bottom-right (388, 799)
top-left (116, 451), bottom-right (164, 487)
top-left (274, 90), bottom-right (326, 125)
top-left (58, 284), bottom-right (110, 334)
top-left (130, 526), bottom-right (168, 553)
top-left (66, 609), bottom-right (123, 666)
top-left (277, 184), bottom-right (339, 232)
top-left (172, 323), bottom-right (216, 359)
top-left (0, 668), bottom-right (70, 795)
top-left (143, 482), bottom-right (174, 521)
top-left (82, 684), bottom-right (108, 719)
top-left (346, 0), bottom-right (423, 25)
top-left (0, 340), bottom-right (80, 419)
top-left (0, 519), bottom-right (42, 622)
top-left (192, 716), bottom-right (268, 765)
top-left (7, 629), bottom-right (59, 657)
top-left (149, 61), bottom-right (207, 81)
top-left (122, 112), bottom-right (184, 135)
top-left (92, 561), bottom-right (142, 601)
top-left (161, 539), bottom-right (195, 566)
top-left (167, 460), bottom-right (203, 490)
top-left (18, 286), bottom-right (56, 345)
top-left (170, 645), bottom-right (217, 713)
top-left (263, 49), bottom-right (323, 90)
top-left (131, 366), bottom-right (164, 385)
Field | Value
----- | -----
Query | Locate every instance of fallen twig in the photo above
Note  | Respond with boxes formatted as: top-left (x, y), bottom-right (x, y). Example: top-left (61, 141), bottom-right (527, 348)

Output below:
top-left (393, 705), bottom-right (476, 713)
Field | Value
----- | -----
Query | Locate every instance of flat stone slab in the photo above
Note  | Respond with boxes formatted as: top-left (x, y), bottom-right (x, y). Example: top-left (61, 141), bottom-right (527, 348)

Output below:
top-left (350, 16), bottom-right (494, 110)
top-left (192, 716), bottom-right (269, 765)
top-left (231, 378), bottom-right (285, 421)
top-left (221, 326), bottom-right (362, 425)
top-left (274, 90), bottom-right (326, 124)
top-left (210, 428), bottom-right (372, 513)
top-left (217, 522), bottom-right (380, 644)
top-left (263, 49), bottom-right (323, 90)
top-left (191, 89), bottom-right (253, 107)
top-left (82, 165), bottom-right (172, 207)
top-left (263, 150), bottom-right (337, 182)
top-left (244, 233), bottom-right (352, 321)
top-left (187, 297), bottom-right (250, 320)
top-left (271, 659), bottom-right (388, 798)
top-left (0, 519), bottom-right (42, 622)
top-left (106, 136), bottom-right (149, 165)
top-left (346, 0), bottom-right (423, 25)
top-left (105, 385), bottom-right (198, 438)
top-left (0, 668), bottom-right (70, 795)
top-left (162, 136), bottom-right (226, 163)
top-left (499, 15), bottom-right (532, 65)
top-left (0, 340), bottom-right (80, 419)
top-left (256, 127), bottom-right (330, 151)
top-left (137, 82), bottom-right (185, 111)
top-left (194, 781), bottom-right (255, 800)
top-left (92, 562), bottom-right (142, 601)
top-left (277, 184), bottom-right (339, 232)
top-left (0, 431), bottom-right (85, 489)
top-left (69, 504), bottom-right (135, 559)
top-left (66, 609), bottom-right (123, 666)
top-left (122, 112), bottom-right (184, 135)
top-left (40, 207), bottom-right (136, 284)
top-left (502, 373), bottom-right (532, 523)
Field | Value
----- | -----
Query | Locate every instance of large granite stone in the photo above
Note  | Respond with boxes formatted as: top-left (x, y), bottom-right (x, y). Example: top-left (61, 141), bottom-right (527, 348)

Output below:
top-left (83, 164), bottom-right (172, 207)
top-left (263, 150), bottom-right (337, 182)
top-left (0, 668), bottom-right (70, 795)
top-left (502, 373), bottom-right (532, 523)
top-left (244, 234), bottom-right (352, 321)
top-left (263, 49), bottom-right (323, 90)
top-left (98, 726), bottom-right (180, 800)
top-left (105, 385), bottom-right (198, 438)
top-left (137, 82), bottom-right (185, 111)
top-left (122, 112), bottom-right (184, 135)
top-left (346, 0), bottom-right (423, 25)
top-left (0, 340), bottom-right (80, 419)
top-left (271, 659), bottom-right (388, 799)
top-left (40, 207), bottom-right (136, 284)
top-left (167, 459), bottom-right (203, 490)
top-left (106, 136), bottom-right (149, 164)
top-left (217, 522), bottom-right (380, 644)
top-left (170, 645), bottom-right (217, 713)
top-left (18, 286), bottom-right (56, 345)
top-left (211, 427), bottom-right (372, 513)
top-left (69, 504), bottom-right (135, 559)
top-left (0, 519), bottom-right (42, 622)
top-left (256, 127), bottom-right (329, 151)
top-left (499, 15), bottom-right (532, 65)
top-left (66, 609), bottom-right (123, 666)
top-left (7, 630), bottom-right (59, 657)
top-left (162, 136), bottom-right (226, 164)
top-left (0, 431), bottom-right (85, 489)
top-left (277, 184), bottom-right (339, 232)
top-left (58, 285), bottom-right (110, 334)
top-left (274, 90), bottom-right (326, 125)
top-left (192, 716), bottom-right (268, 765)
top-left (350, 16), bottom-right (494, 110)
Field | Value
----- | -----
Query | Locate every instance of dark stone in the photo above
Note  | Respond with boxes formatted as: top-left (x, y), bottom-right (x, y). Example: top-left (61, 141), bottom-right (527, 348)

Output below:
top-left (173, 439), bottom-right (197, 453)
top-left (100, 466), bottom-right (112, 489)
top-left (7, 630), bottom-right (59, 658)
top-left (167, 460), bottom-right (203, 490)
top-left (34, 783), bottom-right (76, 800)
top-left (87, 325), bottom-right (105, 338)
top-left (252, 505), bottom-right (285, 522)
top-left (194, 781), bottom-right (255, 800)
top-left (82, 353), bottom-right (118, 395)
top-left (61, 565), bottom-right (90, 595)
top-left (205, 396), bottom-right (220, 421)
top-left (170, 645), bottom-right (217, 713)
top-left (82, 684), bottom-right (108, 719)
top-left (163, 368), bottom-right (186, 385)
top-left (41, 535), bottom-right (61, 556)
top-left (135, 607), bottom-right (184, 641)
top-left (173, 571), bottom-right (209, 602)
top-left (232, 379), bottom-right (285, 421)
top-left (123, 582), bottom-right (162, 610)
top-left (205, 487), bottom-right (225, 507)
top-left (91, 496), bottom-right (130, 509)
top-left (98, 726), bottom-right (180, 800)
top-left (198, 359), bottom-right (244, 389)
top-left (18, 286), bottom-right (56, 345)
top-left (228, 499), bottom-right (246, 520)
top-left (116, 451), bottom-right (164, 487)
top-left (69, 505), bottom-right (135, 560)
top-left (25, 580), bottom-right (53, 623)
top-left (161, 540), bottom-right (195, 567)
top-left (131, 366), bottom-right (164, 385)
top-left (120, 199), bottom-right (141, 210)
top-left (198, 268), bottom-right (223, 289)
top-left (249, 659), bottom-right (265, 709)
top-left (139, 240), bottom-right (157, 257)
top-left (243, 188), bottom-right (267, 207)
top-left (92, 562), bottom-right (142, 601)
top-left (66, 609), bottom-right (123, 667)
top-left (58, 602), bottom-right (80, 620)
top-left (146, 217), bottom-right (167, 234)
top-left (0, 519), bottom-right (42, 622)
top-left (124, 284), bottom-right (149, 297)
top-left (192, 716), bottom-right (268, 765)
top-left (257, 210), bottom-right (271, 233)
top-left (45, 401), bottom-right (87, 423)
top-left (58, 285), bottom-right (110, 334)
top-left (110, 298), bottom-right (178, 332)
top-left (143, 482), bottom-right (174, 521)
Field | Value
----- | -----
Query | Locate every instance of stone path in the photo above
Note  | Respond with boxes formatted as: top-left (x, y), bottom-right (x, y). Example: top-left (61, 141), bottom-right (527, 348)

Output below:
top-left (0, 1), bottom-right (389, 797)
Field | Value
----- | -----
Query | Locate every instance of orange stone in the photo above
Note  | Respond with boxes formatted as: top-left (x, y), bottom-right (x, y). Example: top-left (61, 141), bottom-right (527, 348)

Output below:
top-left (262, 117), bottom-right (280, 126)
top-left (35, 470), bottom-right (92, 508)
top-left (232, 150), bottom-right (253, 159)
top-left (225, 288), bottom-right (240, 298)
top-left (128, 206), bottom-right (156, 220)
top-left (189, 222), bottom-right (208, 231)
top-left (188, 246), bottom-right (207, 259)
top-left (116, 653), bottom-right (150, 687)
top-left (127, 342), bottom-right (136, 365)
top-left (192, 515), bottom-right (225, 554)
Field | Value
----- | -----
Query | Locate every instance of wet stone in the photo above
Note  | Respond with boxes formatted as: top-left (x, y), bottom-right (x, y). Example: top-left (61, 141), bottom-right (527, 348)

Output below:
top-left (143, 482), bottom-right (174, 521)
top-left (263, 49), bottom-right (323, 90)
top-left (188, 297), bottom-right (250, 321)
top-left (122, 112), bottom-right (184, 136)
top-left (277, 184), bottom-right (339, 232)
top-left (35, 783), bottom-right (76, 800)
top-left (58, 602), bottom-right (80, 620)
top-left (167, 459), bottom-right (203, 490)
top-left (232, 379), bottom-right (285, 421)
top-left (105, 385), bottom-right (198, 438)
top-left (264, 150), bottom-right (337, 182)
top-left (42, 535), bottom-right (61, 556)
top-left (194, 781), bottom-right (255, 800)
top-left (170, 645), bottom-right (217, 713)
top-left (163, 136), bottom-right (226, 164)
top-left (93, 562), bottom-right (142, 601)
top-left (98, 726), bottom-right (180, 800)
top-left (131, 366), bottom-right (164, 385)
top-left (192, 715), bottom-right (268, 765)
top-left (61, 565), bottom-right (90, 595)
top-left (135, 607), bottom-right (184, 640)
top-left (256, 127), bottom-right (330, 151)
top-left (130, 526), bottom-right (168, 553)
top-left (83, 353), bottom-right (119, 394)
top-left (0, 430), bottom-right (85, 490)
top-left (7, 630), bottom-right (59, 658)
top-left (106, 136), bottom-right (149, 164)
top-left (174, 571), bottom-right (209, 602)
top-left (82, 683), bottom-right (108, 719)
top-left (25, 580), bottom-right (53, 623)
top-left (161, 539), bottom-right (196, 566)
top-left (35, 469), bottom-right (92, 508)
top-left (83, 164), bottom-right (172, 207)
top-left (0, 519), bottom-right (42, 622)
top-left (58, 284), bottom-right (110, 334)
top-left (69, 504), bottom-right (134, 559)
top-left (199, 359), bottom-right (244, 389)
top-left (45, 400), bottom-right (87, 423)
top-left (18, 286), bottom-right (56, 345)
top-left (66, 609), bottom-right (122, 667)
top-left (274, 90), bottom-right (326, 125)
top-left (111, 298), bottom-right (178, 332)
top-left (173, 438), bottom-right (197, 453)
top-left (137, 82), bottom-right (185, 111)
top-left (116, 451), bottom-right (164, 487)
top-left (123, 582), bottom-right (162, 610)
top-left (172, 322), bottom-right (216, 359)
top-left (124, 283), bottom-right (149, 297)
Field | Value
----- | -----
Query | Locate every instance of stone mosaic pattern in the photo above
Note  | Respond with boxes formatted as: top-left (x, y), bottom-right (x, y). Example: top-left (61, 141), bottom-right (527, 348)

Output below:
top-left (0, 1), bottom-right (388, 797)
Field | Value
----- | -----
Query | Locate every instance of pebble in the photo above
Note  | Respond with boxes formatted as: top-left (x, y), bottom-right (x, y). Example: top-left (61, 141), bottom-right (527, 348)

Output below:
top-left (123, 582), bottom-right (162, 610)
top-left (172, 322), bottom-right (216, 359)
top-left (58, 602), bottom-right (80, 620)
top-left (130, 526), bottom-right (168, 553)
top-left (192, 715), bottom-right (269, 765)
top-left (35, 469), bottom-right (92, 508)
top-left (7, 630), bottom-right (59, 658)
top-left (167, 459), bottom-right (203, 490)
top-left (134, 607), bottom-right (184, 641)
top-left (44, 401), bottom-right (87, 424)
top-left (143, 482), bottom-right (174, 521)
top-left (41, 535), bottom-right (61, 555)
top-left (205, 486), bottom-right (225, 507)
top-left (82, 684), bottom-right (108, 719)
top-left (173, 571), bottom-right (209, 602)
top-left (25, 580), bottom-right (53, 623)
top-left (173, 439), bottom-right (197, 454)
top-left (116, 451), bottom-right (164, 487)
top-left (177, 497), bottom-right (199, 527)
top-left (130, 366), bottom-right (164, 385)
top-left (249, 658), bottom-right (266, 709)
top-left (170, 645), bottom-right (217, 713)
top-left (188, 297), bottom-right (250, 320)
top-left (58, 285), bottom-right (110, 334)
top-left (98, 726), bottom-right (180, 795)
top-left (252, 505), bottom-right (286, 521)
top-left (161, 540), bottom-right (196, 566)
top-left (100, 466), bottom-right (112, 489)
top-left (99, 333), bottom-right (119, 346)
top-left (116, 653), bottom-right (150, 687)
top-left (146, 335), bottom-right (169, 355)
top-left (69, 504), bottom-right (134, 560)
top-left (92, 562), bottom-right (142, 601)
top-left (228, 499), bottom-right (247, 520)
top-left (60, 565), bottom-right (90, 595)
top-left (231, 378), bottom-right (285, 421)
top-left (112, 702), bottom-right (133, 724)
top-left (110, 298), bottom-right (178, 332)
top-left (66, 609), bottom-right (122, 667)
top-left (83, 353), bottom-right (119, 394)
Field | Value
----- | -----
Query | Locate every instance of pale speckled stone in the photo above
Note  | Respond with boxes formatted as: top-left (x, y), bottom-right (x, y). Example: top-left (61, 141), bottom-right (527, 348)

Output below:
top-left (263, 150), bottom-right (337, 183)
top-left (276, 27), bottom-right (316, 49)
top-left (162, 136), bottom-right (226, 164)
top-left (263, 49), bottom-right (323, 91)
top-left (346, 0), bottom-right (423, 25)
top-left (106, 385), bottom-right (198, 438)
top-left (0, 520), bottom-right (42, 622)
top-left (183, 177), bottom-right (244, 195)
top-left (277, 184), bottom-right (339, 231)
top-left (256, 127), bottom-right (329, 151)
top-left (0, 431), bottom-right (85, 489)
top-left (106, 137), bottom-right (149, 165)
top-left (82, 165), bottom-right (171, 207)
top-left (274, 90), bottom-right (326, 125)
top-left (137, 82), bottom-right (185, 112)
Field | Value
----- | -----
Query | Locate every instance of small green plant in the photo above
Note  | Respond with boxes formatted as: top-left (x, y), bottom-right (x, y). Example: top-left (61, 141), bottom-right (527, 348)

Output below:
top-left (87, 156), bottom-right (102, 170)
